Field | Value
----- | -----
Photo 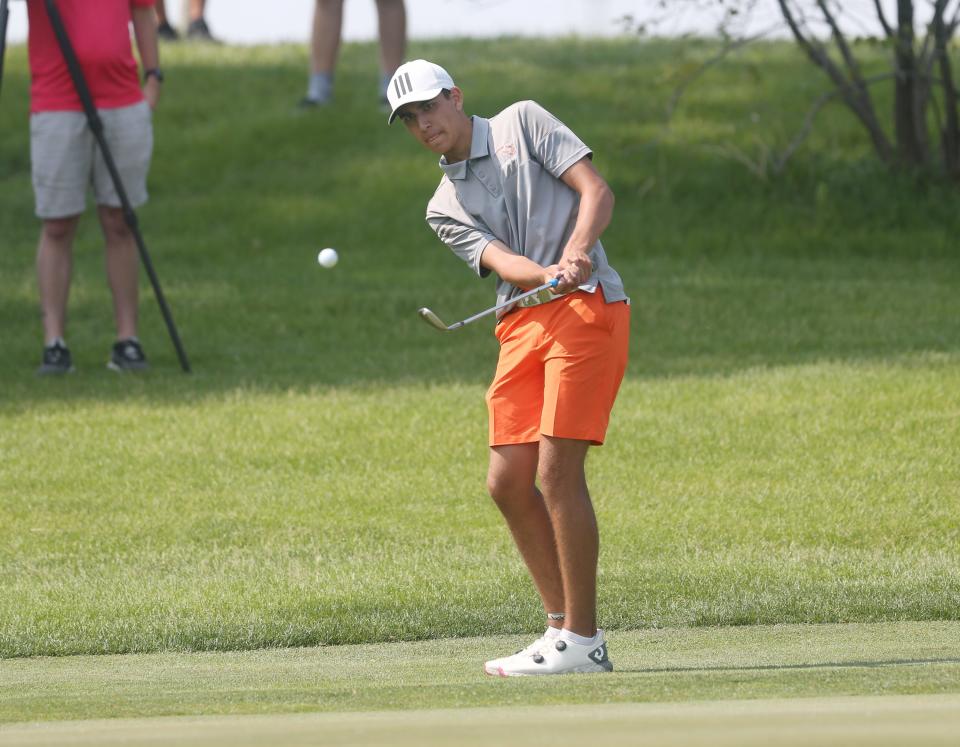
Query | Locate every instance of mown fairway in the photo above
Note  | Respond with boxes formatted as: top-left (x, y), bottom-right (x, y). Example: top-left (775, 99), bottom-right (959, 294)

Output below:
top-left (0, 35), bottom-right (958, 740)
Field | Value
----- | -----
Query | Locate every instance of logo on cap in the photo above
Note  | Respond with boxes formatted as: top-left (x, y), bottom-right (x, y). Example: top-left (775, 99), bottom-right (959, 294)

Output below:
top-left (393, 72), bottom-right (414, 99)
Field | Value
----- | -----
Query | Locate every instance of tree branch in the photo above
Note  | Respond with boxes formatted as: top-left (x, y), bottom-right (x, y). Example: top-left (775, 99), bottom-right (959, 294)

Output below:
top-left (774, 72), bottom-right (896, 174)
top-left (872, 0), bottom-right (894, 38)
top-left (665, 26), bottom-right (779, 121)
top-left (816, 0), bottom-right (867, 89)
top-left (933, 0), bottom-right (960, 174)
top-left (778, 0), bottom-right (893, 159)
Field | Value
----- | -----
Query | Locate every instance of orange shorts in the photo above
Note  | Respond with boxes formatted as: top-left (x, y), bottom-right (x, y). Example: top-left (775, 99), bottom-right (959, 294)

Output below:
top-left (486, 287), bottom-right (630, 446)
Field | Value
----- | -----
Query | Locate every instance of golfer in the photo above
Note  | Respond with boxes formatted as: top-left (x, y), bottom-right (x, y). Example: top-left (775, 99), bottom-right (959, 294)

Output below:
top-left (388, 60), bottom-right (629, 676)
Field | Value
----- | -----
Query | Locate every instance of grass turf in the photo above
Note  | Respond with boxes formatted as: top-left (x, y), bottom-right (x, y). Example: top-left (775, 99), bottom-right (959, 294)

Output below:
top-left (0, 34), bottom-right (958, 674)
top-left (2, 622), bottom-right (959, 724)
top-left (4, 697), bottom-right (960, 747)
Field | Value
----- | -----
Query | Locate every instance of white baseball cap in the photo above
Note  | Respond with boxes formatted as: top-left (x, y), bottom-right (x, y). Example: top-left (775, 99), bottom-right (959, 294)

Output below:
top-left (386, 59), bottom-right (455, 124)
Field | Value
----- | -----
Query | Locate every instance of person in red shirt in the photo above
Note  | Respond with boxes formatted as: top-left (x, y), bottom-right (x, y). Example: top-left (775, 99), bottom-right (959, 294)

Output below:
top-left (27, 0), bottom-right (162, 374)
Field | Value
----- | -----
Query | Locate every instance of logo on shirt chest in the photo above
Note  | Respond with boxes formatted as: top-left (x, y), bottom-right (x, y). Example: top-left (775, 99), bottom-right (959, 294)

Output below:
top-left (495, 143), bottom-right (517, 161)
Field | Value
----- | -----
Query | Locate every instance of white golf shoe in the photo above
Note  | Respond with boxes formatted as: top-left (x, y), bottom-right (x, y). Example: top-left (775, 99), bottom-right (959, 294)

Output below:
top-left (482, 628), bottom-right (560, 676)
top-left (484, 629), bottom-right (613, 676)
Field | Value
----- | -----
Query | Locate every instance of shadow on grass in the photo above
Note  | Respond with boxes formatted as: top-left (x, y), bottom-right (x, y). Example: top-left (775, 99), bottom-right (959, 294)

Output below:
top-left (622, 657), bottom-right (960, 675)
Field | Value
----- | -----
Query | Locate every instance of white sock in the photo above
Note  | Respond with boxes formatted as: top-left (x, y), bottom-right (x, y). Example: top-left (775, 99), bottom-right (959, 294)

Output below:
top-left (543, 626), bottom-right (562, 640)
top-left (561, 629), bottom-right (598, 647)
top-left (45, 337), bottom-right (66, 348)
top-left (307, 72), bottom-right (333, 102)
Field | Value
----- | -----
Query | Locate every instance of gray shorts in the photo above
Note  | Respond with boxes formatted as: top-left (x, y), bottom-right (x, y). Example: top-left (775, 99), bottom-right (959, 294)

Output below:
top-left (30, 101), bottom-right (153, 219)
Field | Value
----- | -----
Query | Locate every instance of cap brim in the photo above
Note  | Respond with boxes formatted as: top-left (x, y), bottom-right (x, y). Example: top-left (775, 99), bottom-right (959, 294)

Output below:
top-left (387, 87), bottom-right (444, 124)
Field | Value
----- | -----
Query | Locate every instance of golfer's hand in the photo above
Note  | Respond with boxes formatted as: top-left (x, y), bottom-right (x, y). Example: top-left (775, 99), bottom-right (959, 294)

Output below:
top-left (143, 78), bottom-right (161, 110)
top-left (541, 264), bottom-right (570, 293)
top-left (557, 252), bottom-right (593, 292)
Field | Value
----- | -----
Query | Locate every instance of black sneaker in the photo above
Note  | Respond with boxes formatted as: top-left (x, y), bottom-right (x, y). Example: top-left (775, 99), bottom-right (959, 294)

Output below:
top-left (186, 18), bottom-right (219, 42)
top-left (108, 338), bottom-right (149, 372)
top-left (157, 21), bottom-right (180, 41)
top-left (298, 96), bottom-right (329, 109)
top-left (37, 339), bottom-right (75, 376)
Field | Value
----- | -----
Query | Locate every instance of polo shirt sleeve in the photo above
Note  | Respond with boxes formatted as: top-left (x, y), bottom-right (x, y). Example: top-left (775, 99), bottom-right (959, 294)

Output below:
top-left (426, 182), bottom-right (495, 278)
top-left (517, 100), bottom-right (593, 179)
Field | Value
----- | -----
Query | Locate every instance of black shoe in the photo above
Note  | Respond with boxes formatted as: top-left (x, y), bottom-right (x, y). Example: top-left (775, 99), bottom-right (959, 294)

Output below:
top-left (186, 18), bottom-right (219, 42)
top-left (108, 338), bottom-right (148, 372)
top-left (157, 21), bottom-right (180, 41)
top-left (298, 95), bottom-right (331, 109)
top-left (37, 340), bottom-right (75, 376)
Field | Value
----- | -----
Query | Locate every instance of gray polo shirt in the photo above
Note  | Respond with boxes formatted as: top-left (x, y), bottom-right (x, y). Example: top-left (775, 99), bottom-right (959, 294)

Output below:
top-left (426, 100), bottom-right (627, 313)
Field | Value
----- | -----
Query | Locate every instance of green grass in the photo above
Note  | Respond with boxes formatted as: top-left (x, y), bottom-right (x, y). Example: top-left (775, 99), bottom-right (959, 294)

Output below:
top-left (0, 34), bottom-right (958, 679)
top-left (5, 697), bottom-right (960, 747)
top-left (3, 622), bottom-right (959, 723)
top-left (1, 363), bottom-right (958, 657)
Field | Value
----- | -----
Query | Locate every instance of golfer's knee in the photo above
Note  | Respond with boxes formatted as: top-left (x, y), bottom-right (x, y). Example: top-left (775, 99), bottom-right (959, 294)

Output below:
top-left (487, 470), bottom-right (529, 506)
top-left (537, 459), bottom-right (572, 495)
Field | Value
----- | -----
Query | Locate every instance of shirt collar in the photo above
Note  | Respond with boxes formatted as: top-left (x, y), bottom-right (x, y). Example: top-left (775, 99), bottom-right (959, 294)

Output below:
top-left (438, 116), bottom-right (490, 180)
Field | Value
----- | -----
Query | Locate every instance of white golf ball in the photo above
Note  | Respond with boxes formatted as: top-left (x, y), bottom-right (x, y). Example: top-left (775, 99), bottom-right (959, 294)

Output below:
top-left (317, 248), bottom-right (338, 268)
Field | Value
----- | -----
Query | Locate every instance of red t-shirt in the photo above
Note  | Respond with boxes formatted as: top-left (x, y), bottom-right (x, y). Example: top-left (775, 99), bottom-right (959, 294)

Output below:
top-left (28, 0), bottom-right (155, 113)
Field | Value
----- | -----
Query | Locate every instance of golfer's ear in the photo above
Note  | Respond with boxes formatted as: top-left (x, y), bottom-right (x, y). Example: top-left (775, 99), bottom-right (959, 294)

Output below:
top-left (449, 87), bottom-right (464, 111)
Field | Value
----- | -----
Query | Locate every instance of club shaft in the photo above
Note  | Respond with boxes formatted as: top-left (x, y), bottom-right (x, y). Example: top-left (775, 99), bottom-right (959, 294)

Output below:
top-left (453, 279), bottom-right (559, 329)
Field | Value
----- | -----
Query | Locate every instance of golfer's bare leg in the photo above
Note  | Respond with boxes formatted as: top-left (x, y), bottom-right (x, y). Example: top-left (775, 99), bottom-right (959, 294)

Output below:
top-left (98, 206), bottom-right (139, 341)
top-left (310, 0), bottom-right (344, 74)
top-left (375, 0), bottom-right (406, 75)
top-left (538, 435), bottom-right (597, 637)
top-left (37, 216), bottom-right (80, 342)
top-left (488, 443), bottom-right (565, 625)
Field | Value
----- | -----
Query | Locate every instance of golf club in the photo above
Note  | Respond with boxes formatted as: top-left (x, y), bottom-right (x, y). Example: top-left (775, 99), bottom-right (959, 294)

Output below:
top-left (419, 277), bottom-right (560, 332)
top-left (42, 0), bottom-right (191, 372)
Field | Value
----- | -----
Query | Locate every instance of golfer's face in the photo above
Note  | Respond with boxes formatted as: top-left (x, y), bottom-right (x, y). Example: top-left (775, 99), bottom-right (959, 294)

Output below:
top-left (397, 91), bottom-right (466, 157)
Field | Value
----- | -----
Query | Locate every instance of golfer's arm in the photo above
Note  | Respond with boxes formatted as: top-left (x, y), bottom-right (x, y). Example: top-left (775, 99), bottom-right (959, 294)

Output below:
top-left (558, 157), bottom-right (615, 260)
top-left (479, 241), bottom-right (555, 290)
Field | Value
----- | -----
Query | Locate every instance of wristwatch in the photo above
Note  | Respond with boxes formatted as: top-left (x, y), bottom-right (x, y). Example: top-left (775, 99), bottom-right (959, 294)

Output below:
top-left (143, 68), bottom-right (164, 83)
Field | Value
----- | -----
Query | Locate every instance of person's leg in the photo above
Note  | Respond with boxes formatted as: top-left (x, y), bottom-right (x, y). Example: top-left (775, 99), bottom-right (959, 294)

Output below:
top-left (537, 435), bottom-right (597, 637)
top-left (375, 0), bottom-right (406, 97)
top-left (97, 206), bottom-right (139, 341)
top-left (155, 0), bottom-right (181, 39)
top-left (311, 0), bottom-right (344, 74)
top-left (487, 443), bottom-right (565, 623)
top-left (484, 435), bottom-right (612, 677)
top-left (186, 0), bottom-right (216, 40)
top-left (89, 102), bottom-right (152, 368)
top-left (303, 0), bottom-right (343, 104)
top-left (36, 215), bottom-right (81, 343)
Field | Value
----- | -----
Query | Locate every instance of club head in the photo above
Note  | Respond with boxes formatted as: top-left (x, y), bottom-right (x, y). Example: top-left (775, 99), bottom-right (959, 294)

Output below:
top-left (418, 307), bottom-right (453, 331)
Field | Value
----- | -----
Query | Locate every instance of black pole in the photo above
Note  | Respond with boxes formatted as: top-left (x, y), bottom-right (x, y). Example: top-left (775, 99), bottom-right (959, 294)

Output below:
top-left (43, 0), bottom-right (191, 373)
top-left (0, 0), bottom-right (9, 102)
